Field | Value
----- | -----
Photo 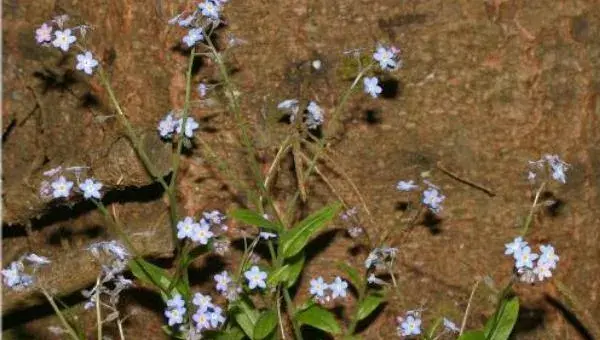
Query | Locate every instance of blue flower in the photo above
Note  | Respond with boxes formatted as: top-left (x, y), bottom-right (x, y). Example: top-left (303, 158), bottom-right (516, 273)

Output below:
top-left (244, 266), bottom-right (267, 290)
top-left (158, 113), bottom-right (178, 139)
top-left (177, 216), bottom-right (200, 240)
top-left (190, 221), bottom-right (214, 245)
top-left (52, 29), bottom-right (76, 51)
top-left (373, 45), bottom-right (401, 71)
top-left (306, 101), bottom-right (324, 129)
top-left (79, 178), bottom-right (102, 199)
top-left (504, 237), bottom-right (527, 258)
top-left (51, 176), bottom-right (73, 198)
top-left (192, 292), bottom-right (214, 312)
top-left (309, 276), bottom-right (328, 298)
top-left (75, 51), bottom-right (99, 75)
top-left (422, 186), bottom-right (445, 213)
top-left (164, 305), bottom-right (186, 326)
top-left (176, 117), bottom-right (200, 138)
top-left (398, 314), bottom-right (421, 336)
top-left (329, 276), bottom-right (348, 299)
top-left (214, 271), bottom-right (231, 293)
top-left (363, 77), bottom-right (382, 98)
top-left (182, 28), bottom-right (204, 47)
top-left (198, 1), bottom-right (221, 20)
top-left (514, 246), bottom-right (538, 269)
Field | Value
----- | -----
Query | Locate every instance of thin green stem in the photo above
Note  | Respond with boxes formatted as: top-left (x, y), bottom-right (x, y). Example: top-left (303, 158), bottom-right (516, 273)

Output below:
top-left (283, 289), bottom-right (304, 340)
top-left (40, 288), bottom-right (82, 340)
top-left (522, 182), bottom-right (546, 236)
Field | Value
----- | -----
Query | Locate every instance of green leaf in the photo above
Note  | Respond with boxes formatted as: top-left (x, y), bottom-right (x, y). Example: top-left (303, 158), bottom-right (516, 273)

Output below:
top-left (280, 203), bottom-right (342, 259)
top-left (253, 310), bottom-right (278, 339)
top-left (207, 326), bottom-right (246, 340)
top-left (484, 296), bottom-right (519, 340)
top-left (284, 251), bottom-right (305, 288)
top-left (337, 262), bottom-right (363, 291)
top-left (267, 265), bottom-right (291, 287)
top-left (356, 293), bottom-right (385, 321)
top-left (232, 298), bottom-right (260, 339)
top-left (458, 330), bottom-right (486, 340)
top-left (129, 258), bottom-right (188, 298)
top-left (295, 305), bottom-right (342, 335)
top-left (161, 325), bottom-right (186, 339)
top-left (230, 209), bottom-right (282, 231)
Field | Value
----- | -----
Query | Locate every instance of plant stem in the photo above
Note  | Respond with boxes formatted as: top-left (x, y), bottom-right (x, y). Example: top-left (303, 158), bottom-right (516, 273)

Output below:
top-left (282, 289), bottom-right (304, 340)
top-left (522, 182), bottom-right (546, 236)
top-left (40, 288), bottom-right (82, 340)
top-left (95, 276), bottom-right (103, 340)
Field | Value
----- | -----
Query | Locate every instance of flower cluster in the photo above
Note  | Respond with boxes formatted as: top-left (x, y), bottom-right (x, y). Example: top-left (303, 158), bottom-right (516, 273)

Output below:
top-left (277, 100), bottom-right (325, 130)
top-left (309, 276), bottom-right (349, 303)
top-left (396, 179), bottom-right (446, 213)
top-left (158, 111), bottom-right (200, 140)
top-left (396, 311), bottom-right (422, 337)
top-left (35, 16), bottom-right (99, 75)
top-left (528, 154), bottom-right (570, 184)
top-left (2, 253), bottom-right (51, 290)
top-left (164, 292), bottom-right (226, 337)
top-left (40, 166), bottom-right (103, 201)
top-left (340, 207), bottom-right (364, 238)
top-left (177, 217), bottom-right (214, 245)
top-left (365, 246), bottom-right (398, 270)
top-left (168, 1), bottom-right (229, 48)
top-left (504, 237), bottom-right (559, 283)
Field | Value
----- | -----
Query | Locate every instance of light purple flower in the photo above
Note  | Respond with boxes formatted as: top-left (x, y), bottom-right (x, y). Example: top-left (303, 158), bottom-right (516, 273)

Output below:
top-left (192, 292), bottom-right (214, 312)
top-left (533, 262), bottom-right (553, 281)
top-left (514, 246), bottom-right (539, 269)
top-left (197, 83), bottom-right (207, 97)
top-left (396, 180), bottom-right (419, 192)
top-left (176, 117), bottom-right (200, 138)
top-left (177, 216), bottom-right (199, 240)
top-left (208, 306), bottom-right (226, 328)
top-left (36, 23), bottom-right (53, 44)
top-left (52, 29), bottom-right (76, 51)
top-left (363, 77), bottom-right (382, 98)
top-left (193, 310), bottom-right (210, 331)
top-left (504, 237), bottom-right (527, 258)
top-left (166, 294), bottom-right (185, 309)
top-left (373, 45), bottom-right (400, 71)
top-left (398, 314), bottom-right (421, 336)
top-left (198, 1), bottom-right (221, 19)
top-left (165, 306), bottom-right (186, 326)
top-left (214, 271), bottom-right (231, 293)
top-left (422, 186), bottom-right (445, 213)
top-left (158, 113), bottom-right (179, 139)
top-left (75, 51), bottom-right (99, 75)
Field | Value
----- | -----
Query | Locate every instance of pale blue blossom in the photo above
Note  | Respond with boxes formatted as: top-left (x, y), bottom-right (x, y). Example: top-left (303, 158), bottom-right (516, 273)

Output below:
top-left (51, 176), bottom-right (73, 198)
top-left (167, 294), bottom-right (185, 309)
top-left (198, 1), bottom-right (221, 19)
top-left (182, 28), bottom-right (204, 47)
top-left (52, 29), bottom-right (76, 51)
top-left (193, 292), bottom-right (214, 312)
top-left (75, 51), bottom-right (99, 75)
top-left (244, 266), bottom-right (267, 290)
top-left (2, 261), bottom-right (33, 290)
top-left (373, 45), bottom-right (400, 71)
top-left (329, 276), bottom-right (348, 299)
top-left (176, 117), bottom-right (200, 138)
top-left (309, 276), bottom-right (328, 298)
top-left (504, 237), bottom-right (527, 258)
top-left (422, 186), bottom-right (445, 213)
top-left (514, 246), bottom-right (538, 269)
top-left (177, 216), bottom-right (200, 240)
top-left (363, 77), bottom-right (382, 98)
top-left (158, 113), bottom-right (178, 139)
top-left (165, 305), bottom-right (186, 326)
top-left (398, 314), bottom-right (421, 337)
top-left (35, 23), bottom-right (53, 44)
top-left (190, 221), bottom-right (214, 244)
top-left (539, 244), bottom-right (559, 269)
top-left (207, 306), bottom-right (226, 328)
top-left (214, 271), bottom-right (231, 293)
top-left (306, 101), bottom-right (324, 129)
top-left (396, 180), bottom-right (419, 192)
top-left (193, 310), bottom-right (210, 331)
top-left (79, 178), bottom-right (102, 199)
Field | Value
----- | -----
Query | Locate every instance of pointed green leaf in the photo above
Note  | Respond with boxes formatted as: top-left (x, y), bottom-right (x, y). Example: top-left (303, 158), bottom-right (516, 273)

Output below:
top-left (295, 305), bottom-right (342, 335)
top-left (284, 251), bottom-right (305, 288)
top-left (337, 262), bottom-right (363, 291)
top-left (129, 258), bottom-right (189, 298)
top-left (232, 298), bottom-right (260, 339)
top-left (280, 203), bottom-right (342, 258)
top-left (458, 330), bottom-right (485, 340)
top-left (267, 265), bottom-right (292, 287)
top-left (230, 209), bottom-right (282, 231)
top-left (356, 293), bottom-right (385, 321)
top-left (253, 310), bottom-right (278, 339)
top-left (484, 296), bottom-right (519, 340)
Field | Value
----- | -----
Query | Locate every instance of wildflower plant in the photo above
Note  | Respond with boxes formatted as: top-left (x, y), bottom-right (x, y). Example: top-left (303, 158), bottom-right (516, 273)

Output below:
top-left (10, 1), bottom-right (573, 339)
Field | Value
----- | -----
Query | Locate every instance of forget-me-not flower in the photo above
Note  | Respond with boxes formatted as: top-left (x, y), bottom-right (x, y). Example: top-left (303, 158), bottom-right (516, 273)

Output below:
top-left (244, 266), bottom-right (267, 290)
top-left (51, 176), bottom-right (73, 198)
top-left (36, 23), bottom-right (53, 44)
top-left (309, 276), bottom-right (328, 298)
top-left (79, 178), bottom-right (102, 199)
top-left (52, 29), bottom-right (76, 51)
top-left (329, 276), bottom-right (348, 299)
top-left (363, 77), bottom-right (382, 98)
top-left (75, 51), bottom-right (99, 75)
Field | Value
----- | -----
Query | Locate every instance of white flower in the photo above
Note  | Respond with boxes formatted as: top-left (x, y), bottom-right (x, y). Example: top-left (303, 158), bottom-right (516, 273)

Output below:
top-left (539, 244), bottom-right (559, 269)
top-left (443, 317), bottom-right (459, 333)
top-left (167, 294), bottom-right (185, 309)
top-left (24, 254), bottom-right (51, 266)
top-left (52, 29), bottom-right (76, 51)
top-left (373, 45), bottom-right (400, 70)
top-left (75, 51), bottom-right (99, 75)
top-left (309, 276), bottom-right (328, 298)
top-left (193, 310), bottom-right (210, 331)
top-left (198, 0), bottom-right (221, 19)
top-left (514, 246), bottom-right (538, 269)
top-left (329, 276), bottom-right (348, 299)
top-left (504, 237), bottom-right (527, 258)
top-left (190, 221), bottom-right (214, 245)
top-left (244, 266), bottom-right (267, 290)
top-left (259, 231), bottom-right (277, 240)
top-left (165, 306), bottom-right (186, 326)
top-left (51, 176), bottom-right (73, 198)
top-left (177, 217), bottom-right (199, 240)
top-left (182, 28), bottom-right (204, 47)
top-left (79, 178), bottom-right (102, 199)
top-left (363, 77), bottom-right (382, 98)
top-left (306, 101), bottom-right (324, 129)
top-left (35, 23), bottom-right (53, 44)
top-left (533, 262), bottom-right (553, 281)
top-left (544, 154), bottom-right (569, 184)
top-left (176, 117), bottom-right (200, 138)
top-left (396, 180), bottom-right (419, 192)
